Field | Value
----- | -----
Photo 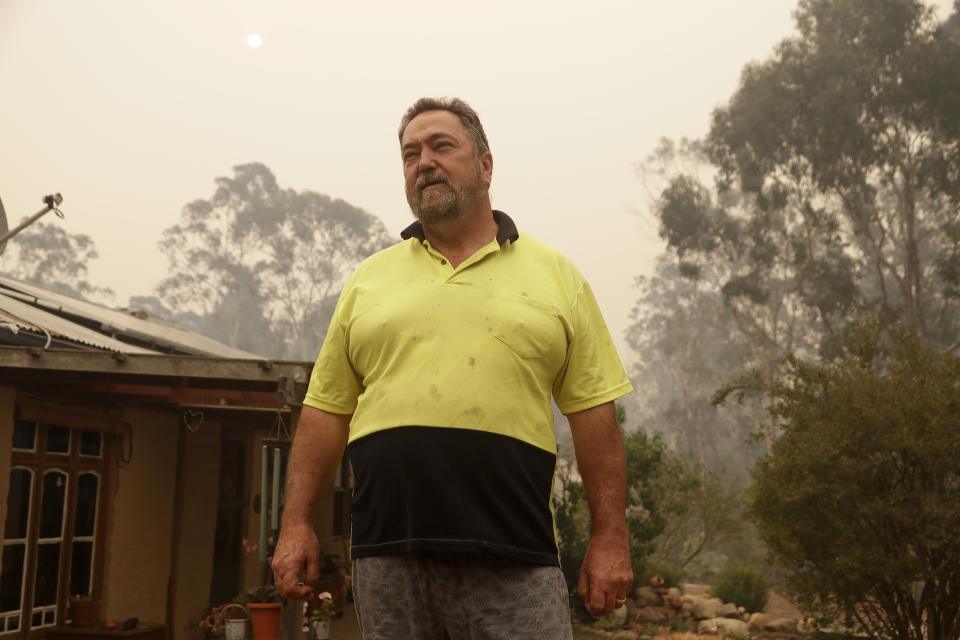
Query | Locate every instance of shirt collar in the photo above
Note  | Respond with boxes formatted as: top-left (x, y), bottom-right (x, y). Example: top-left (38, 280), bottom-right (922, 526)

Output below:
top-left (400, 210), bottom-right (519, 246)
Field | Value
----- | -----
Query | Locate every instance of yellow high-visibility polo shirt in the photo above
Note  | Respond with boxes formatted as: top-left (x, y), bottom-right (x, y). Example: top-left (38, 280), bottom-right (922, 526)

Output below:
top-left (304, 211), bottom-right (632, 565)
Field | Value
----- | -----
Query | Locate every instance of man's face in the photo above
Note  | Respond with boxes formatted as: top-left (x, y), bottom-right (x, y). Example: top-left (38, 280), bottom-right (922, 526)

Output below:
top-left (401, 110), bottom-right (492, 224)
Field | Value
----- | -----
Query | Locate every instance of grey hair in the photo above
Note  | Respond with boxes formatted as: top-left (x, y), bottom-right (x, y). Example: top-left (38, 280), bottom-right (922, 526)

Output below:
top-left (398, 97), bottom-right (490, 157)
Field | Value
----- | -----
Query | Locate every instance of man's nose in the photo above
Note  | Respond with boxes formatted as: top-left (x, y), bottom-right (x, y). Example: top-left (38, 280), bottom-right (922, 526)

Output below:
top-left (418, 148), bottom-right (439, 170)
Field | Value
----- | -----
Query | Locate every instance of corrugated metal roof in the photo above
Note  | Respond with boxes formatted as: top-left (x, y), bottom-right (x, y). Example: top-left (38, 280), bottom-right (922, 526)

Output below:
top-left (0, 294), bottom-right (159, 354)
top-left (0, 276), bottom-right (263, 359)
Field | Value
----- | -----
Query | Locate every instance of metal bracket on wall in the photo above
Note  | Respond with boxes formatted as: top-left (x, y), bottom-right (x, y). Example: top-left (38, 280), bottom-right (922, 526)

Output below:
top-left (182, 408), bottom-right (204, 432)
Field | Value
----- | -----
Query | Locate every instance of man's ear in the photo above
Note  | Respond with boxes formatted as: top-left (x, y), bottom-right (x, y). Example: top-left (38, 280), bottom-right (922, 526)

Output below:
top-left (481, 151), bottom-right (493, 186)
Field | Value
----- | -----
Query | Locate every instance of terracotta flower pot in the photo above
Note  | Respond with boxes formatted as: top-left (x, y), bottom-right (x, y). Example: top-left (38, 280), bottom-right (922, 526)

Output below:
top-left (69, 599), bottom-right (97, 626)
top-left (247, 603), bottom-right (282, 640)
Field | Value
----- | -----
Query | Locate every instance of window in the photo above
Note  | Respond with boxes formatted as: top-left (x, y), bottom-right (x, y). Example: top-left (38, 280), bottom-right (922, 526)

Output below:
top-left (0, 420), bottom-right (106, 636)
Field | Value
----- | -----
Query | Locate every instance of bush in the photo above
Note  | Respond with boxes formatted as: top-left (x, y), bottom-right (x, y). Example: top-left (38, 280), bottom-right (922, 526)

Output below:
top-left (556, 409), bottom-right (690, 619)
top-left (640, 558), bottom-right (684, 589)
top-left (712, 562), bottom-right (768, 612)
top-left (728, 320), bottom-right (960, 639)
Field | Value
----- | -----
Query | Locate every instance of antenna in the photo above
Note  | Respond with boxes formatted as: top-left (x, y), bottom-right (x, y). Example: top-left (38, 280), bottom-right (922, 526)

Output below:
top-left (0, 196), bottom-right (7, 256)
top-left (0, 194), bottom-right (64, 254)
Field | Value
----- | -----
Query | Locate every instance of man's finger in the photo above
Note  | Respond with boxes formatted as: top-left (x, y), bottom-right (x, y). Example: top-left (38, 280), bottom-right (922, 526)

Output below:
top-left (588, 575), bottom-right (607, 617)
top-left (602, 589), bottom-right (615, 617)
top-left (274, 564), bottom-right (314, 601)
top-left (304, 553), bottom-right (321, 587)
top-left (576, 570), bottom-right (589, 604)
top-left (281, 581), bottom-right (314, 601)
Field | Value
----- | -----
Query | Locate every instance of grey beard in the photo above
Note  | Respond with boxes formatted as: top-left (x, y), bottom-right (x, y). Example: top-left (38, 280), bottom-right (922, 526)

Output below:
top-left (412, 184), bottom-right (465, 224)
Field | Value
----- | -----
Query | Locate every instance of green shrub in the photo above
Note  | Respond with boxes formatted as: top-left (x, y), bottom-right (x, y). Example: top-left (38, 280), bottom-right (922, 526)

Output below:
top-left (592, 615), bottom-right (622, 631)
top-left (712, 562), bottom-right (768, 612)
top-left (640, 558), bottom-right (684, 589)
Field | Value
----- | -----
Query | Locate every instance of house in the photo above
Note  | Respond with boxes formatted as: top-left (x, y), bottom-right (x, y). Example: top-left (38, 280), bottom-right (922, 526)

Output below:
top-left (0, 276), bottom-right (348, 640)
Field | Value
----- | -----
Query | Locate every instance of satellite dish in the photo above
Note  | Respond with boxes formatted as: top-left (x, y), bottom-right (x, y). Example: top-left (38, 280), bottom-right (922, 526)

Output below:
top-left (0, 196), bottom-right (7, 256)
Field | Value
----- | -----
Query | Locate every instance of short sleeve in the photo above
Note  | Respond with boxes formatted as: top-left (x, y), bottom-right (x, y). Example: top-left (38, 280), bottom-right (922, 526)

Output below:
top-left (302, 292), bottom-right (364, 415)
top-left (552, 280), bottom-right (633, 414)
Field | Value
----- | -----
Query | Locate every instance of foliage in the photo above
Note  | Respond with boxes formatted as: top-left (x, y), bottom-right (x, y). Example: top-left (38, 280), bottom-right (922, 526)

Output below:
top-left (622, 429), bottom-right (690, 578)
top-left (591, 614), bottom-right (622, 631)
top-left (0, 221), bottom-right (113, 301)
top-left (555, 454), bottom-right (589, 617)
top-left (626, 253), bottom-right (765, 480)
top-left (707, 0), bottom-right (960, 348)
top-left (153, 163), bottom-right (392, 359)
top-left (632, 0), bottom-right (960, 467)
top-left (238, 584), bottom-right (281, 604)
top-left (556, 413), bottom-right (698, 618)
top-left (197, 602), bottom-right (247, 636)
top-left (711, 562), bottom-right (768, 613)
top-left (649, 460), bottom-right (746, 579)
top-left (946, 1), bottom-right (960, 39)
top-left (736, 317), bottom-right (960, 640)
top-left (308, 592), bottom-right (336, 622)
top-left (638, 558), bottom-right (683, 589)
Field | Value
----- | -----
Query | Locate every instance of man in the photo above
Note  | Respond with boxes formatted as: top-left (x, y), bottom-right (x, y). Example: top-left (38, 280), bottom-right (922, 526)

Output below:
top-left (272, 97), bottom-right (633, 638)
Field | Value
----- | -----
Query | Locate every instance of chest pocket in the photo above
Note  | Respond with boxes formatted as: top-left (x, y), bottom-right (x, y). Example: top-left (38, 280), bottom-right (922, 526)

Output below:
top-left (494, 296), bottom-right (566, 360)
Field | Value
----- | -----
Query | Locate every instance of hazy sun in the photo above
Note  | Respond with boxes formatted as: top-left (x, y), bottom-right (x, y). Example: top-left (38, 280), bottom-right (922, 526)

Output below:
top-left (246, 33), bottom-right (262, 48)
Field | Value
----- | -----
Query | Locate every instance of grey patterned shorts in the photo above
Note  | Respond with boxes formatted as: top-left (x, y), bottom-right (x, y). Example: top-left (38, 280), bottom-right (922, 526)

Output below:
top-left (351, 553), bottom-right (573, 640)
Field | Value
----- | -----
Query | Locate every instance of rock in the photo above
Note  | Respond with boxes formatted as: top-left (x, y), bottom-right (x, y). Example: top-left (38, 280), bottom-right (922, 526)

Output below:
top-left (718, 602), bottom-right (740, 618)
top-left (652, 606), bottom-right (674, 620)
top-left (667, 587), bottom-right (681, 598)
top-left (680, 593), bottom-right (710, 606)
top-left (762, 617), bottom-right (799, 633)
top-left (680, 582), bottom-right (710, 597)
top-left (698, 618), bottom-right (749, 636)
top-left (648, 576), bottom-right (664, 588)
top-left (604, 604), bottom-right (629, 629)
top-left (691, 597), bottom-right (723, 620)
top-left (634, 585), bottom-right (661, 607)
top-left (737, 606), bottom-right (746, 615)
top-left (748, 613), bottom-right (772, 631)
top-left (633, 606), bottom-right (667, 624)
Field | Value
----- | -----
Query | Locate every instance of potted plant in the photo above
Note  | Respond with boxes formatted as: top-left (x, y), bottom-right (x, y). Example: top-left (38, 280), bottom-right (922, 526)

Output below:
top-left (239, 585), bottom-right (282, 640)
top-left (198, 602), bottom-right (248, 640)
top-left (68, 595), bottom-right (97, 626)
top-left (314, 554), bottom-right (350, 615)
top-left (306, 592), bottom-right (336, 640)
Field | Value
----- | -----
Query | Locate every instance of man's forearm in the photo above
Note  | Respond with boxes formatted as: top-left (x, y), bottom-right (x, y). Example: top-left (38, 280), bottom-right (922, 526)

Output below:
top-left (281, 406), bottom-right (351, 528)
top-left (567, 402), bottom-right (628, 539)
top-left (566, 401), bottom-right (633, 616)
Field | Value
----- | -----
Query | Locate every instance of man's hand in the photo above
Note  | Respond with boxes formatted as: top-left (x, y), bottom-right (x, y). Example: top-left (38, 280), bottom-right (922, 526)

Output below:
top-left (566, 401), bottom-right (634, 617)
top-left (269, 406), bottom-right (351, 601)
top-left (271, 523), bottom-right (321, 601)
top-left (577, 533), bottom-right (633, 617)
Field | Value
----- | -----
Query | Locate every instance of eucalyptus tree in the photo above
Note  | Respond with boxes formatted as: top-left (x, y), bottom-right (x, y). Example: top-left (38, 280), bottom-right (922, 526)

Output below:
top-left (708, 0), bottom-right (960, 348)
top-left (636, 0), bottom-right (960, 454)
top-left (627, 254), bottom-right (763, 475)
top-left (156, 163), bottom-right (392, 359)
top-left (0, 221), bottom-right (112, 301)
top-left (636, 131), bottom-right (854, 452)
